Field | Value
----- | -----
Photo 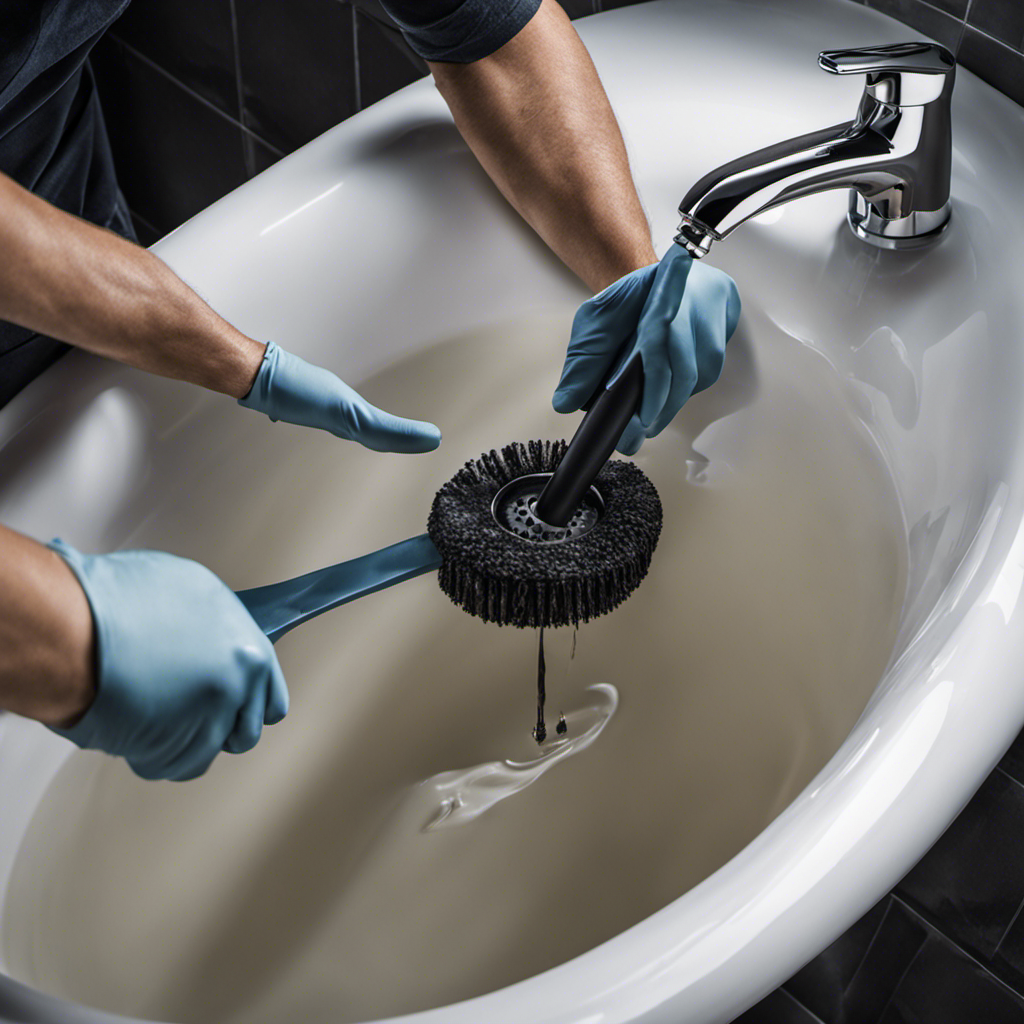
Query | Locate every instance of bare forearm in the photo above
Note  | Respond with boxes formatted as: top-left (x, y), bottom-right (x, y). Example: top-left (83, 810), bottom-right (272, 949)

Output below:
top-left (428, 0), bottom-right (657, 293)
top-left (0, 525), bottom-right (95, 726)
top-left (0, 172), bottom-right (264, 398)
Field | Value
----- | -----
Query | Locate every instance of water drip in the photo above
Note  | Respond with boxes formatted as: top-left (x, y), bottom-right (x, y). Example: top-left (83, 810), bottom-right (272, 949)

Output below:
top-left (422, 684), bottom-right (619, 831)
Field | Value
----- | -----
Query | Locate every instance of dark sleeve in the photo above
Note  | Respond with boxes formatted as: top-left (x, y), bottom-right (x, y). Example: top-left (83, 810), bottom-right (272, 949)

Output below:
top-left (376, 0), bottom-right (543, 63)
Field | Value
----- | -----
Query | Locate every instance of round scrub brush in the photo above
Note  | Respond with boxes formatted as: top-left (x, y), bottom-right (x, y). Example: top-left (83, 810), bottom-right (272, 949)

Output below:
top-left (428, 351), bottom-right (662, 627)
top-left (428, 439), bottom-right (661, 628)
top-left (239, 353), bottom-right (662, 637)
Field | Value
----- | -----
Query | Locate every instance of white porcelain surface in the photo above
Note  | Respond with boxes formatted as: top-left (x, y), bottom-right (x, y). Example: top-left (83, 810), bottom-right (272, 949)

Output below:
top-left (3, 0), bottom-right (1024, 1021)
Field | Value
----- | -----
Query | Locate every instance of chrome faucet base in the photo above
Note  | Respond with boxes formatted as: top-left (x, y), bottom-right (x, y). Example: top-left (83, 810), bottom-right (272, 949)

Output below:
top-left (847, 194), bottom-right (951, 251)
top-left (676, 42), bottom-right (955, 260)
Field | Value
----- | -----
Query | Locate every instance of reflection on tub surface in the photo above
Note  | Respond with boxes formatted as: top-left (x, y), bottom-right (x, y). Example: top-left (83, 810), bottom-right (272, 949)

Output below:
top-left (1, 309), bottom-right (907, 1023)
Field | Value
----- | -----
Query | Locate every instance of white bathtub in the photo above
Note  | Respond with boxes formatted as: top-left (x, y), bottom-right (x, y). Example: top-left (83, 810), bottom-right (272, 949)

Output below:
top-left (3, 0), bottom-right (1024, 1021)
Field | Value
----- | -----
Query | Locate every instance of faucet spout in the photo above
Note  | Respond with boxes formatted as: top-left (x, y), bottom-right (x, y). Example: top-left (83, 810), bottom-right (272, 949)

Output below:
top-left (675, 42), bottom-right (954, 256)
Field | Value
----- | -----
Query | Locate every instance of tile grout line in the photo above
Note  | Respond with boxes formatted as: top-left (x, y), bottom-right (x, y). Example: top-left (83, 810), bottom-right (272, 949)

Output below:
top-left (995, 889), bottom-right (1024, 961)
top-left (241, 125), bottom-right (285, 157)
top-left (779, 987), bottom-right (829, 1024)
top-left (873, 929), bottom-right (930, 1024)
top-left (844, 897), bottom-right (903, 1006)
top-left (785, 896), bottom-right (895, 1012)
top-left (128, 207), bottom-right (159, 233)
top-left (780, 897), bottom-right (891, 1023)
top-left (106, 34), bottom-right (285, 160)
top-left (961, 20), bottom-right (1024, 52)
top-left (997, 763), bottom-right (1024, 793)
top-left (956, 0), bottom-right (975, 54)
top-left (959, 0), bottom-right (1024, 56)
top-left (913, 0), bottom-right (966, 25)
top-left (127, 207), bottom-right (162, 244)
top-left (352, 3), bottom-right (362, 112)
top-left (954, 12), bottom-right (968, 56)
top-left (226, 0), bottom-right (252, 177)
top-left (892, 894), bottom-right (1024, 1004)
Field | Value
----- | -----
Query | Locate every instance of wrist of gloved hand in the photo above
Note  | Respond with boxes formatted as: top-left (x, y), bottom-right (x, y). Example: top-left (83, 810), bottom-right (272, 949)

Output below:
top-left (239, 341), bottom-right (441, 454)
top-left (48, 540), bottom-right (288, 782)
top-left (554, 247), bottom-right (741, 455)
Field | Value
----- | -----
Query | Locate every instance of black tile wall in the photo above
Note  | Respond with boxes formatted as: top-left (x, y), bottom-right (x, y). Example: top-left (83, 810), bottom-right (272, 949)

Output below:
top-left (129, 210), bottom-right (161, 248)
top-left (785, 898), bottom-right (920, 1024)
top-left (109, 0), bottom-right (240, 116)
top-left (995, 901), bottom-right (1024, 993)
top-left (355, 10), bottom-right (427, 112)
top-left (862, 0), bottom-right (963, 50)
top-left (928, 0), bottom-right (970, 18)
top-left (969, 0), bottom-right (1024, 49)
top-left (86, 1), bottom-right (1024, 1017)
top-left (91, 0), bottom-right (603, 241)
top-left (1002, 728), bottom-right (1024, 787)
top-left (556, 0), bottom-right (599, 16)
top-left (90, 36), bottom-right (250, 233)
top-left (236, 0), bottom-right (357, 155)
top-left (741, 892), bottom-right (1024, 1024)
top-left (958, 25), bottom-right (1024, 106)
top-left (878, 927), bottom-right (1024, 1023)
top-left (245, 133), bottom-right (285, 177)
top-left (859, 0), bottom-right (1024, 107)
top-left (734, 987), bottom-right (826, 1024)
top-left (896, 768), bottom-right (1024, 961)
top-left (350, 0), bottom-right (429, 81)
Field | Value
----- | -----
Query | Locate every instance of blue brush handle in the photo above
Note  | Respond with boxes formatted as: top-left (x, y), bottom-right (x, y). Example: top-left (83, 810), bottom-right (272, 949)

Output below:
top-left (236, 533), bottom-right (441, 643)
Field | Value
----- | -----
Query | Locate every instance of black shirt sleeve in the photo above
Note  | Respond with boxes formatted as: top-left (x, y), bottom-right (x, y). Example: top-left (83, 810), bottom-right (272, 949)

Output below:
top-left (377, 0), bottom-right (543, 63)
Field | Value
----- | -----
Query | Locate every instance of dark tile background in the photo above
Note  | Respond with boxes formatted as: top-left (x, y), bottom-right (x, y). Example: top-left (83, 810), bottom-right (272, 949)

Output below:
top-left (88, 0), bottom-right (1024, 1020)
top-left (91, 0), bottom-right (1024, 240)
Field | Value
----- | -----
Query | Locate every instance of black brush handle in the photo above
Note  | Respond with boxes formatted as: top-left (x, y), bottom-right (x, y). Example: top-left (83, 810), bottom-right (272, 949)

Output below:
top-left (533, 354), bottom-right (644, 527)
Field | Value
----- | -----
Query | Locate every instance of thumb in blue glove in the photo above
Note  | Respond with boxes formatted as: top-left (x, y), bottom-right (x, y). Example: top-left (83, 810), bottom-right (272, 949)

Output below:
top-left (48, 540), bottom-right (288, 782)
top-left (240, 342), bottom-right (441, 454)
top-left (553, 246), bottom-right (741, 455)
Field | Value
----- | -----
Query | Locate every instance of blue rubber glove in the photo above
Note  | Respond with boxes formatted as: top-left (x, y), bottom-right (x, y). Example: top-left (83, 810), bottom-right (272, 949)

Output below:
top-left (48, 539), bottom-right (288, 782)
top-left (553, 246), bottom-right (741, 455)
top-left (240, 341), bottom-right (441, 453)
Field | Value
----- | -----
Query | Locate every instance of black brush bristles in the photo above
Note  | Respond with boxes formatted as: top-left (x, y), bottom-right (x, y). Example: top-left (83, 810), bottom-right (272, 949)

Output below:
top-left (428, 441), bottom-right (662, 628)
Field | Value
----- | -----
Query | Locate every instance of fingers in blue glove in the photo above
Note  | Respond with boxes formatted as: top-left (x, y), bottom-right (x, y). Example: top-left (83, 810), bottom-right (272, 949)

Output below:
top-left (553, 263), bottom-right (660, 414)
top-left (265, 656), bottom-right (289, 726)
top-left (644, 258), bottom-right (742, 442)
top-left (47, 541), bottom-right (290, 782)
top-left (633, 247), bottom-right (693, 429)
top-left (159, 725), bottom-right (230, 783)
top-left (616, 414), bottom-right (647, 457)
top-left (131, 721), bottom-right (221, 783)
top-left (556, 246), bottom-right (741, 454)
top-left (223, 655), bottom-right (271, 755)
top-left (339, 385), bottom-right (442, 454)
top-left (240, 342), bottom-right (441, 454)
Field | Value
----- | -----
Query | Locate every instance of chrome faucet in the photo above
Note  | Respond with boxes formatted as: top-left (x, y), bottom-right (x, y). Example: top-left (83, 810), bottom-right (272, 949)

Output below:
top-left (675, 42), bottom-right (955, 256)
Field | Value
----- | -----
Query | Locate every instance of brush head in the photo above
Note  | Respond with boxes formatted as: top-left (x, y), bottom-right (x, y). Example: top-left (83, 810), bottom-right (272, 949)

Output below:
top-left (428, 441), bottom-right (662, 628)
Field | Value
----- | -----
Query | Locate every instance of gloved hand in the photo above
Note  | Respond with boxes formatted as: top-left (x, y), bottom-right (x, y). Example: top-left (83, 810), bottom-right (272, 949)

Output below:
top-left (553, 246), bottom-right (741, 455)
top-left (240, 341), bottom-right (441, 453)
top-left (48, 539), bottom-right (288, 782)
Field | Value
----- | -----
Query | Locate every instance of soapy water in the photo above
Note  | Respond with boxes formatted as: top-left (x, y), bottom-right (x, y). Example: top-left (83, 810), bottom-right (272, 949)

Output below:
top-left (423, 683), bottom-right (617, 831)
top-left (1, 307), bottom-right (908, 1024)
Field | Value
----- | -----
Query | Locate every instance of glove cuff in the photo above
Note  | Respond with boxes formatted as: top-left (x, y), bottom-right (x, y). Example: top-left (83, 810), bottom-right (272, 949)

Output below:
top-left (45, 540), bottom-right (109, 748)
top-left (238, 341), bottom-right (281, 418)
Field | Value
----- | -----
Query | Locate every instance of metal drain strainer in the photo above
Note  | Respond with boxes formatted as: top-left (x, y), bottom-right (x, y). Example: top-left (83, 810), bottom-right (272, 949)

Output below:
top-left (491, 473), bottom-right (604, 544)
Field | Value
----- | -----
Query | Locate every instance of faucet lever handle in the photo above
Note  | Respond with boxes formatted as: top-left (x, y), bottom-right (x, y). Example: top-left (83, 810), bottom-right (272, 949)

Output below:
top-left (818, 42), bottom-right (955, 105)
